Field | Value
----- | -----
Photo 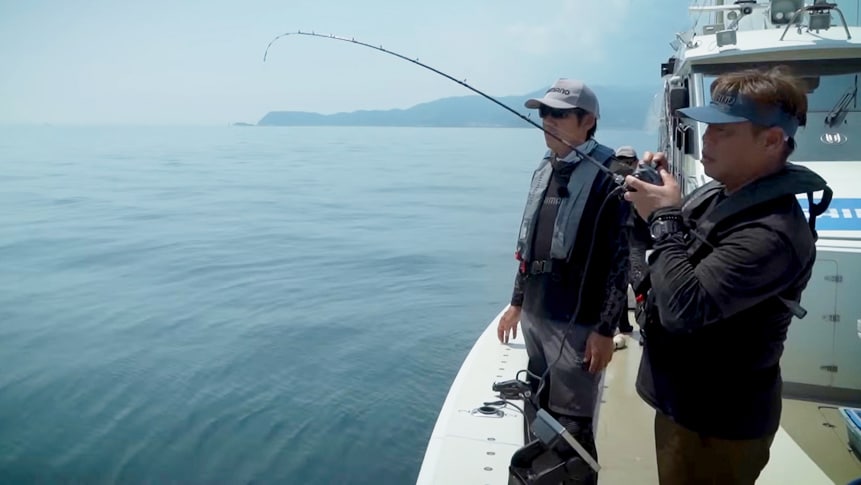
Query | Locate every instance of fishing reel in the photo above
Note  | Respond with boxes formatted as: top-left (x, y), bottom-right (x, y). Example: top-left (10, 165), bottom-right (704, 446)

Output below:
top-left (632, 163), bottom-right (663, 185)
top-left (492, 378), bottom-right (532, 400)
top-left (619, 162), bottom-right (664, 193)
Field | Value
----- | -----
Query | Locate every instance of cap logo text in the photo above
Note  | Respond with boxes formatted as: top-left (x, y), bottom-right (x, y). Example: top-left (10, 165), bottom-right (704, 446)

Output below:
top-left (712, 93), bottom-right (736, 106)
top-left (547, 87), bottom-right (570, 95)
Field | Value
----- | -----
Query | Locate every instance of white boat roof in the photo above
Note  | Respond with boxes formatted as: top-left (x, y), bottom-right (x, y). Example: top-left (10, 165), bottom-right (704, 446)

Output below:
top-left (680, 26), bottom-right (861, 67)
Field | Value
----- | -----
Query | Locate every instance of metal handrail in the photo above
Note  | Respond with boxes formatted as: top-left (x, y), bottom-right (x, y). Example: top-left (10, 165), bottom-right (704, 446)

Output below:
top-left (780, 3), bottom-right (852, 41)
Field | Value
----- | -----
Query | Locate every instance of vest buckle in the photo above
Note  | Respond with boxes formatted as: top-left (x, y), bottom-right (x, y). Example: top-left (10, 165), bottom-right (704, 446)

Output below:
top-left (529, 260), bottom-right (554, 275)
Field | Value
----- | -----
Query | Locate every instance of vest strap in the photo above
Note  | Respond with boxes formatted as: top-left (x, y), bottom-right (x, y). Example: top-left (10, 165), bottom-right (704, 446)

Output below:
top-left (806, 187), bottom-right (833, 241)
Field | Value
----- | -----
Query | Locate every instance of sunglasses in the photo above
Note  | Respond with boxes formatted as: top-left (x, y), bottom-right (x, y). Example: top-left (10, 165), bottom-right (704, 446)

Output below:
top-left (538, 106), bottom-right (577, 119)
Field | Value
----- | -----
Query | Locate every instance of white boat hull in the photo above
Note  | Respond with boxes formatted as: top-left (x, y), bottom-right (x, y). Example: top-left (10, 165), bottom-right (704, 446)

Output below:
top-left (416, 306), bottom-right (529, 485)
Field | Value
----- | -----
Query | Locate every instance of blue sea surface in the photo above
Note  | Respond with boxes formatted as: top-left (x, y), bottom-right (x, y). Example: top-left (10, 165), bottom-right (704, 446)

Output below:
top-left (0, 125), bottom-right (654, 483)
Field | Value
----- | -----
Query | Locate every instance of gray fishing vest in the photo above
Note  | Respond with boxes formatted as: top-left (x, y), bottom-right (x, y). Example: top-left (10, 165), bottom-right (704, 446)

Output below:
top-left (515, 140), bottom-right (616, 267)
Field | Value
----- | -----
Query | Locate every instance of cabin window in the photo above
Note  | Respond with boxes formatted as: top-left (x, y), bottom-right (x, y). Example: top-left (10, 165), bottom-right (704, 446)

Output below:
top-left (699, 61), bottom-right (861, 162)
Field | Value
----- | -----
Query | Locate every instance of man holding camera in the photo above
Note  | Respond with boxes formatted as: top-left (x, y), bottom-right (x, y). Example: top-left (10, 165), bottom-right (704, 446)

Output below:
top-left (624, 67), bottom-right (831, 484)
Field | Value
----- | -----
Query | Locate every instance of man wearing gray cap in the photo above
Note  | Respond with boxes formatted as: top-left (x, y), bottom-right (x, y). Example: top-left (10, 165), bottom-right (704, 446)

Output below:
top-left (497, 78), bottom-right (631, 484)
top-left (614, 146), bottom-right (646, 334)
top-left (614, 145), bottom-right (638, 162)
top-left (625, 67), bottom-right (831, 483)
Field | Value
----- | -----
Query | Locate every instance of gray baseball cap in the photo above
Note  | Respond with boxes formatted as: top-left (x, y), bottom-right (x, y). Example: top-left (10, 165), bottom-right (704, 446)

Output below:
top-left (615, 146), bottom-right (637, 159)
top-left (525, 79), bottom-right (600, 119)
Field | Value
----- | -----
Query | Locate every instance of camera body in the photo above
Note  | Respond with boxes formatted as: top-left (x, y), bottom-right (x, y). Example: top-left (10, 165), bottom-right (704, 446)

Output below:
top-left (632, 164), bottom-right (663, 186)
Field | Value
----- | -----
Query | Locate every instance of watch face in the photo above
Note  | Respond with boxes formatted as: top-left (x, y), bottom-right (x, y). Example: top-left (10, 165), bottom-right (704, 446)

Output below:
top-left (650, 219), bottom-right (678, 240)
top-left (650, 221), bottom-right (666, 240)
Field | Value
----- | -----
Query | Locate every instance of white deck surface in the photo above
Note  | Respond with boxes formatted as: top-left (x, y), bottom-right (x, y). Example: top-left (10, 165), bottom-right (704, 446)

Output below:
top-left (417, 309), bottom-right (861, 484)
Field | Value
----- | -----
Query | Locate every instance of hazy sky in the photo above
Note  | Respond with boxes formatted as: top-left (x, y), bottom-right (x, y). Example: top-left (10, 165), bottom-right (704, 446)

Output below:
top-left (1, 1), bottom-right (702, 125)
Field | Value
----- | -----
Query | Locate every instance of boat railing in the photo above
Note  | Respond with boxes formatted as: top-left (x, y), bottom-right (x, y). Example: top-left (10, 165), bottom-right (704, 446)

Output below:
top-left (779, 1), bottom-right (853, 40)
top-left (684, 0), bottom-right (861, 38)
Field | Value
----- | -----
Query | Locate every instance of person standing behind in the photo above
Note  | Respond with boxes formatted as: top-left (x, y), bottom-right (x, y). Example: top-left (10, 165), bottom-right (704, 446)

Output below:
top-left (613, 145), bottom-right (649, 334)
top-left (497, 78), bottom-right (631, 484)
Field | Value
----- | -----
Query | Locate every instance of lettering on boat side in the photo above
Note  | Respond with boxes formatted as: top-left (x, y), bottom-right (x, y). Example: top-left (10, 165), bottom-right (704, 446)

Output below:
top-left (797, 198), bottom-right (861, 230)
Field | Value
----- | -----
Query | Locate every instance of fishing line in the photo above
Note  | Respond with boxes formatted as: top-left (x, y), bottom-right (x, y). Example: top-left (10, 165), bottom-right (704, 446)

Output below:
top-left (262, 30), bottom-right (639, 186)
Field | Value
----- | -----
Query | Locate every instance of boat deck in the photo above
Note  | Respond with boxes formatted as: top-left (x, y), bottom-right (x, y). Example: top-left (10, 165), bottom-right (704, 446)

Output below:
top-left (598, 323), bottom-right (861, 485)
top-left (416, 310), bottom-right (861, 484)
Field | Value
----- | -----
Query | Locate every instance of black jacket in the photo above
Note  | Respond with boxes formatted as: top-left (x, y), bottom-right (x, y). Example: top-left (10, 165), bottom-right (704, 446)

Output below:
top-left (636, 165), bottom-right (827, 440)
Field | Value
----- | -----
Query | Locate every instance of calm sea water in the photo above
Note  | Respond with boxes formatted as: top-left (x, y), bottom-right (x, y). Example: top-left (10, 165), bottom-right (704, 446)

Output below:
top-left (0, 125), bottom-right (654, 484)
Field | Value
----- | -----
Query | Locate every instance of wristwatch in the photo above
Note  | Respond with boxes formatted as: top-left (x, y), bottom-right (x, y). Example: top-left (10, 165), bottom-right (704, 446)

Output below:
top-left (649, 216), bottom-right (683, 241)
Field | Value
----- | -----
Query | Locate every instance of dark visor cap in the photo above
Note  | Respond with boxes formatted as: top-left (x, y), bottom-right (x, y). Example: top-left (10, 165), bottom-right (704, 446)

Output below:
top-left (678, 91), bottom-right (800, 137)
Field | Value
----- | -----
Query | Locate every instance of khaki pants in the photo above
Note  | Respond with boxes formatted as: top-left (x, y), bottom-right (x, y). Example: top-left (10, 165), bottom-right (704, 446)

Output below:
top-left (654, 411), bottom-right (775, 485)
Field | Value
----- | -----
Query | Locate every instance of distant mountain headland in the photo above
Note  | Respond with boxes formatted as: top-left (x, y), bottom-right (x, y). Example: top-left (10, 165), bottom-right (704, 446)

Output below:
top-left (255, 85), bottom-right (657, 129)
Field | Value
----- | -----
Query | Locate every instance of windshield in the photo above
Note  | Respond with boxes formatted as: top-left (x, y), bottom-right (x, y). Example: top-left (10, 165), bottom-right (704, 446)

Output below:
top-left (699, 60), bottom-right (861, 162)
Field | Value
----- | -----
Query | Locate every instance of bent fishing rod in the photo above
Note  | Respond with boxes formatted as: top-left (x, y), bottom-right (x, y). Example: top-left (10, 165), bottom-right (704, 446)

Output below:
top-left (262, 31), bottom-right (660, 187)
